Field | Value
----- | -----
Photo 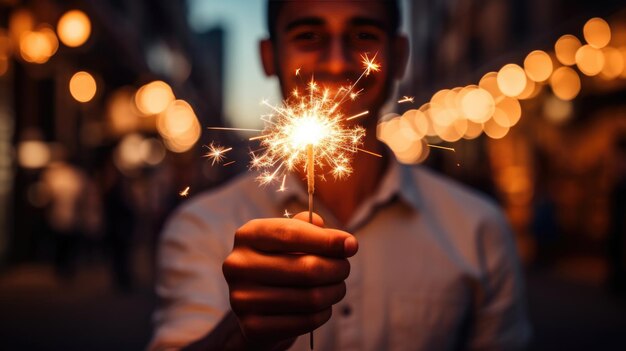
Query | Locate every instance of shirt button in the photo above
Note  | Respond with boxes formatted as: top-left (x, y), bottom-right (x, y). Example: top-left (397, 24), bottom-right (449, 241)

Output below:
top-left (341, 305), bottom-right (352, 317)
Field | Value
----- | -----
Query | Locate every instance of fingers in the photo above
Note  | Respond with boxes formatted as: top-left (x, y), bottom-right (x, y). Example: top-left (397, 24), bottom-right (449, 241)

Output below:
top-left (230, 282), bottom-right (346, 315)
top-left (292, 211), bottom-right (324, 227)
top-left (224, 248), bottom-right (350, 287)
top-left (236, 218), bottom-right (357, 258)
top-left (238, 309), bottom-right (332, 342)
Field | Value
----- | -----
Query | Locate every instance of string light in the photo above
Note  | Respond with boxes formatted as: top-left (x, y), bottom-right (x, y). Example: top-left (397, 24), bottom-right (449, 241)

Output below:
top-left (69, 71), bottom-right (97, 103)
top-left (57, 10), bottom-right (91, 47)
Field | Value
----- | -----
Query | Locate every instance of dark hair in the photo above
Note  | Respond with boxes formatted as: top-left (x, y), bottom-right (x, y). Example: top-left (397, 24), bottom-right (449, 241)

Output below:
top-left (267, 0), bottom-right (402, 40)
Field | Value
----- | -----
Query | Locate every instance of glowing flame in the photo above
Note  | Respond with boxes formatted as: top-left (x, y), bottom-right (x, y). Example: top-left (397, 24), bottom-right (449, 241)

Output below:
top-left (207, 53), bottom-right (382, 188)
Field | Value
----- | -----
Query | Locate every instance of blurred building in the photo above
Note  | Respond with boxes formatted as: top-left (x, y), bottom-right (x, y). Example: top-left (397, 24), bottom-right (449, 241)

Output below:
top-left (0, 0), bottom-right (231, 269)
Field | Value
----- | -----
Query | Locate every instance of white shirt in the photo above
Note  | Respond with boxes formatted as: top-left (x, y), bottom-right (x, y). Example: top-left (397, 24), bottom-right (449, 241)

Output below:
top-left (149, 161), bottom-right (531, 350)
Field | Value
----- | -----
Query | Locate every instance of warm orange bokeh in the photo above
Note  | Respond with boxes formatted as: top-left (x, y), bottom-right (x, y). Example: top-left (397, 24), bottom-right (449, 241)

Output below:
top-left (57, 10), bottom-right (92, 48)
top-left (69, 71), bottom-right (97, 103)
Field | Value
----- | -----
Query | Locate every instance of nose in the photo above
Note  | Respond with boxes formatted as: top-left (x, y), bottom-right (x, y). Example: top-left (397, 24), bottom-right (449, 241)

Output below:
top-left (320, 36), bottom-right (352, 76)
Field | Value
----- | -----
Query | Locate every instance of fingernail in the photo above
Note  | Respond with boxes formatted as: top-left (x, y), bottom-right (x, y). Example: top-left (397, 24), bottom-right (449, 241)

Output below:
top-left (344, 236), bottom-right (358, 257)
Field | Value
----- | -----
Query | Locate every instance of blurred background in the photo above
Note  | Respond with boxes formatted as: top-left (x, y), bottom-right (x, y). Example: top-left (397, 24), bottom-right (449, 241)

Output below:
top-left (1, 0), bottom-right (626, 350)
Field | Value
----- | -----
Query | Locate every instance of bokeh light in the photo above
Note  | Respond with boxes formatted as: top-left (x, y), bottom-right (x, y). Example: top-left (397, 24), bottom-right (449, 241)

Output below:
top-left (583, 17), bottom-right (611, 49)
top-left (463, 121), bottom-right (483, 140)
top-left (461, 87), bottom-right (495, 123)
top-left (135, 81), bottom-right (176, 116)
top-left (479, 72), bottom-right (502, 98)
top-left (19, 27), bottom-right (59, 64)
top-left (69, 71), bottom-right (97, 103)
top-left (17, 141), bottom-right (51, 169)
top-left (0, 30), bottom-right (8, 75)
top-left (435, 117), bottom-right (466, 142)
top-left (599, 46), bottom-right (625, 79)
top-left (575, 44), bottom-right (605, 76)
top-left (516, 78), bottom-right (540, 100)
top-left (619, 46), bottom-right (626, 78)
top-left (57, 10), bottom-right (92, 48)
top-left (550, 66), bottom-right (581, 101)
top-left (543, 95), bottom-right (573, 124)
top-left (106, 87), bottom-right (141, 136)
top-left (9, 9), bottom-right (35, 44)
top-left (139, 138), bottom-right (167, 166)
top-left (483, 117), bottom-right (510, 139)
top-left (114, 133), bottom-right (144, 172)
top-left (0, 28), bottom-right (11, 55)
top-left (377, 116), bottom-right (428, 164)
top-left (419, 104), bottom-right (438, 137)
top-left (401, 109), bottom-right (428, 140)
top-left (555, 34), bottom-right (582, 66)
top-left (524, 50), bottom-right (553, 82)
top-left (157, 100), bottom-right (201, 153)
top-left (494, 97), bottom-right (522, 127)
top-left (497, 64), bottom-right (527, 97)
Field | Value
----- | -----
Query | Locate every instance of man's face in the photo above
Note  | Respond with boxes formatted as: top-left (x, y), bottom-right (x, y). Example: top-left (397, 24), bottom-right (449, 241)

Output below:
top-left (264, 1), bottom-right (405, 127)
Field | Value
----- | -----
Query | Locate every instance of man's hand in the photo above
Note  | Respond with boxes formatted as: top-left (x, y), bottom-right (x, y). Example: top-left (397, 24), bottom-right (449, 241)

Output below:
top-left (222, 212), bottom-right (358, 347)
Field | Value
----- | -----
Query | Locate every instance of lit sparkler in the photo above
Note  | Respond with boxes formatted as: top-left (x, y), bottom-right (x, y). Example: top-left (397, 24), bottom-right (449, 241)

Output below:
top-left (207, 52), bottom-right (382, 199)
top-left (206, 53), bottom-right (382, 350)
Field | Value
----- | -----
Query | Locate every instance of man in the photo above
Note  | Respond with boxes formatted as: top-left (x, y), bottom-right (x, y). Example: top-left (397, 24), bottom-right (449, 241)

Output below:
top-left (149, 1), bottom-right (531, 350)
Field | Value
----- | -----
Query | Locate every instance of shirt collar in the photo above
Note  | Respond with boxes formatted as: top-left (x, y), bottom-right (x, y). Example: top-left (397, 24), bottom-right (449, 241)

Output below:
top-left (263, 156), bottom-right (423, 228)
top-left (360, 157), bottom-right (421, 209)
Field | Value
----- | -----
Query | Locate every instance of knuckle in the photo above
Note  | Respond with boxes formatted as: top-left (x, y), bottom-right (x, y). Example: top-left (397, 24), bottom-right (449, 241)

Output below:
top-left (300, 255), bottom-right (322, 281)
top-left (235, 220), bottom-right (256, 243)
top-left (222, 250), bottom-right (245, 281)
top-left (307, 288), bottom-right (327, 311)
top-left (275, 220), bottom-right (295, 242)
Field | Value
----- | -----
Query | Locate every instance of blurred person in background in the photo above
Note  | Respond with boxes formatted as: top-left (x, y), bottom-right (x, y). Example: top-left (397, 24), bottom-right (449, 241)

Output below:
top-left (150, 1), bottom-right (531, 350)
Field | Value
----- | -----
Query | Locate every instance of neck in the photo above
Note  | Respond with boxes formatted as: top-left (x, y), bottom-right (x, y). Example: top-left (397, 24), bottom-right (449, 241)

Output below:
top-left (302, 131), bottom-right (389, 226)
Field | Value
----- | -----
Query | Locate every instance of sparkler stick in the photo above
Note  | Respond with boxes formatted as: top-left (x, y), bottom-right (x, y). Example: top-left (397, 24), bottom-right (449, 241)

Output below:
top-left (307, 144), bottom-right (315, 223)
top-left (306, 143), bottom-right (315, 349)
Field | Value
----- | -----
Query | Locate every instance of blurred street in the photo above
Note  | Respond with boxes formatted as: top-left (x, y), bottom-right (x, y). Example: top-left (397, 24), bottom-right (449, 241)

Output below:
top-left (0, 262), bottom-right (156, 351)
top-left (1, 256), bottom-right (625, 351)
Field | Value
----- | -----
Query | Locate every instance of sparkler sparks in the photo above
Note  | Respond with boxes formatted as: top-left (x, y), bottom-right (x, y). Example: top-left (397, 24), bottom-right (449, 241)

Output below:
top-left (398, 96), bottom-right (414, 104)
top-left (203, 143), bottom-right (233, 166)
top-left (362, 53), bottom-right (381, 76)
top-left (179, 186), bottom-right (190, 197)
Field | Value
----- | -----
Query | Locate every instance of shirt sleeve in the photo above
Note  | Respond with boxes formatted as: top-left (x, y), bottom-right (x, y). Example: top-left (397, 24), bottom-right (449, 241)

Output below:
top-left (147, 206), bottom-right (233, 351)
top-left (468, 209), bottom-right (532, 351)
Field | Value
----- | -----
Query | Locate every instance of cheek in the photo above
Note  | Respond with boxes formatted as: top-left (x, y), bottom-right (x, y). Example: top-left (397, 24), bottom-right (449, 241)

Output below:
top-left (279, 47), bottom-right (318, 71)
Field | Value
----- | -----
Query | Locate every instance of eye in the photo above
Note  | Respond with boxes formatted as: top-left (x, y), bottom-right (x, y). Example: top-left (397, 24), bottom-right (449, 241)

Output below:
top-left (355, 32), bottom-right (379, 41)
top-left (294, 31), bottom-right (322, 42)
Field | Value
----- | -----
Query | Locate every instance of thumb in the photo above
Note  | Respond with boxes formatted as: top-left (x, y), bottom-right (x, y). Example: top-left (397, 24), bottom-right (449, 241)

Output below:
top-left (293, 211), bottom-right (325, 227)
